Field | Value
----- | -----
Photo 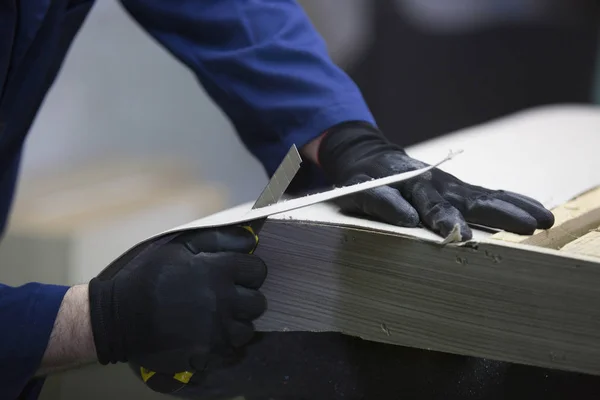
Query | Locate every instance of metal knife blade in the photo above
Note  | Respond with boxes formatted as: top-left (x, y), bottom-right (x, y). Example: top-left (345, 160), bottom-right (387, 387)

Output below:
top-left (246, 144), bottom-right (302, 232)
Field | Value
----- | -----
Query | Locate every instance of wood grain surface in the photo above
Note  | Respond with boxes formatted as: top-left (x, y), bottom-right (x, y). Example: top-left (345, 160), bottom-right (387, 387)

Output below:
top-left (255, 220), bottom-right (600, 376)
top-left (560, 227), bottom-right (600, 259)
top-left (491, 186), bottom-right (600, 249)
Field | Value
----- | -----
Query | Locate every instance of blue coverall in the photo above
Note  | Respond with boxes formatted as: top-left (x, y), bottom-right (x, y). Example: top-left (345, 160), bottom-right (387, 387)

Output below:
top-left (0, 1), bottom-right (375, 397)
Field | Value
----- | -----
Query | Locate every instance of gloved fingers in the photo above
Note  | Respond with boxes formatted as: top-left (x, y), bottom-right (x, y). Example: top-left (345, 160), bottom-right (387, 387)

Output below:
top-left (335, 174), bottom-right (420, 227)
top-left (226, 320), bottom-right (256, 348)
top-left (178, 226), bottom-right (257, 255)
top-left (491, 190), bottom-right (554, 229)
top-left (452, 195), bottom-right (539, 235)
top-left (404, 180), bottom-right (472, 240)
top-left (232, 254), bottom-right (268, 289)
top-left (449, 182), bottom-right (555, 230)
top-left (231, 286), bottom-right (267, 321)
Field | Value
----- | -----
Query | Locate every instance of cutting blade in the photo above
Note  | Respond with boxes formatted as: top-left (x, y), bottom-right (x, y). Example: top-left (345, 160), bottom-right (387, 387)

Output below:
top-left (247, 144), bottom-right (302, 232)
top-left (252, 144), bottom-right (302, 210)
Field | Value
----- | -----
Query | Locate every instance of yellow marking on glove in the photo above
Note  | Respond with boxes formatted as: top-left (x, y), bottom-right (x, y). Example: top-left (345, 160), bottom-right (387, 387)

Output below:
top-left (173, 371), bottom-right (194, 384)
top-left (241, 225), bottom-right (259, 254)
top-left (140, 367), bottom-right (156, 383)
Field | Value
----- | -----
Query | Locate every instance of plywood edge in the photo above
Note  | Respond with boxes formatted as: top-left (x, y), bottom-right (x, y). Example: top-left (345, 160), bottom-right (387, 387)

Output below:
top-left (280, 208), bottom-right (600, 266)
top-left (491, 185), bottom-right (600, 250)
top-left (291, 218), bottom-right (600, 266)
top-left (256, 219), bottom-right (600, 376)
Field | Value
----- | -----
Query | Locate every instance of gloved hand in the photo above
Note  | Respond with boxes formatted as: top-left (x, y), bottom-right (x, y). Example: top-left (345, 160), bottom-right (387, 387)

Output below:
top-left (318, 122), bottom-right (555, 240)
top-left (88, 226), bottom-right (267, 375)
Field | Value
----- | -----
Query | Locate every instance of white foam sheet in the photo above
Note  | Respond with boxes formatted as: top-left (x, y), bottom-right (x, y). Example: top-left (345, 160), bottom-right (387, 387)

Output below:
top-left (114, 150), bottom-right (459, 254)
top-left (272, 105), bottom-right (600, 243)
top-left (405, 104), bottom-right (600, 210)
top-left (111, 105), bottom-right (600, 257)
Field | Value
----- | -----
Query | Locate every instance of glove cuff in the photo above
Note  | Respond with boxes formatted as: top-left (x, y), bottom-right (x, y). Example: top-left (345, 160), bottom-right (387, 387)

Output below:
top-left (318, 121), bottom-right (404, 180)
top-left (89, 277), bottom-right (127, 365)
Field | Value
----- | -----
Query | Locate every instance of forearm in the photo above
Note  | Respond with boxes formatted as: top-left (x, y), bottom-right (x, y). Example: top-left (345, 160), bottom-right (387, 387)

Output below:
top-left (120, 0), bottom-right (375, 179)
top-left (37, 284), bottom-right (97, 376)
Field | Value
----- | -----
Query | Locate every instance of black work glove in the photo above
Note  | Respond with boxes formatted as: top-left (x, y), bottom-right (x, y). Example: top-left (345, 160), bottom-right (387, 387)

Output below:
top-left (88, 226), bottom-right (267, 374)
top-left (318, 122), bottom-right (555, 240)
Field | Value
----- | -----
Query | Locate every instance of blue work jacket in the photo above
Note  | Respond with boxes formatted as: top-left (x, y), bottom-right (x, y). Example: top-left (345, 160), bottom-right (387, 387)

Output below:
top-left (0, 1), bottom-right (375, 398)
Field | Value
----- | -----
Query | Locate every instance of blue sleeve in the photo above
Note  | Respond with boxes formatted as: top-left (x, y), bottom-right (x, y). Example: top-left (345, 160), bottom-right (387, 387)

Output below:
top-left (0, 282), bottom-right (69, 398)
top-left (118, 0), bottom-right (376, 178)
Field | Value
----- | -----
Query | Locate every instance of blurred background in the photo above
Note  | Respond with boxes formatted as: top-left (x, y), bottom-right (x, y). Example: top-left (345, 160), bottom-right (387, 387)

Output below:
top-left (1, 0), bottom-right (599, 398)
top-left (14, 0), bottom-right (600, 207)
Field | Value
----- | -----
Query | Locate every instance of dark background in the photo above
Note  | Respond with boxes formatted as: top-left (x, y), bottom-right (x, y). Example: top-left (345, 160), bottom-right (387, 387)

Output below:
top-left (349, 0), bottom-right (600, 147)
top-left (256, 1), bottom-right (600, 399)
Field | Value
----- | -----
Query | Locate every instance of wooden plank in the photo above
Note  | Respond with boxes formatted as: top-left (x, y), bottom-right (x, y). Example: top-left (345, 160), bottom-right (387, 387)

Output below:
top-left (560, 226), bottom-right (600, 259)
top-left (491, 186), bottom-right (600, 249)
top-left (255, 220), bottom-right (600, 376)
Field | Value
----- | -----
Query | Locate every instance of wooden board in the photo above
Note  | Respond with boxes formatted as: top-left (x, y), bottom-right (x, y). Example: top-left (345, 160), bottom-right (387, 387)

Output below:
top-left (560, 227), bottom-right (600, 259)
top-left (491, 186), bottom-right (600, 249)
top-left (254, 220), bottom-right (600, 376)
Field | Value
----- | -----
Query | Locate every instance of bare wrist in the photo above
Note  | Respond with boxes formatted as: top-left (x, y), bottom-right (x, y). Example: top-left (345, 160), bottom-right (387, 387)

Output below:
top-left (37, 284), bottom-right (97, 376)
top-left (301, 132), bottom-right (326, 166)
